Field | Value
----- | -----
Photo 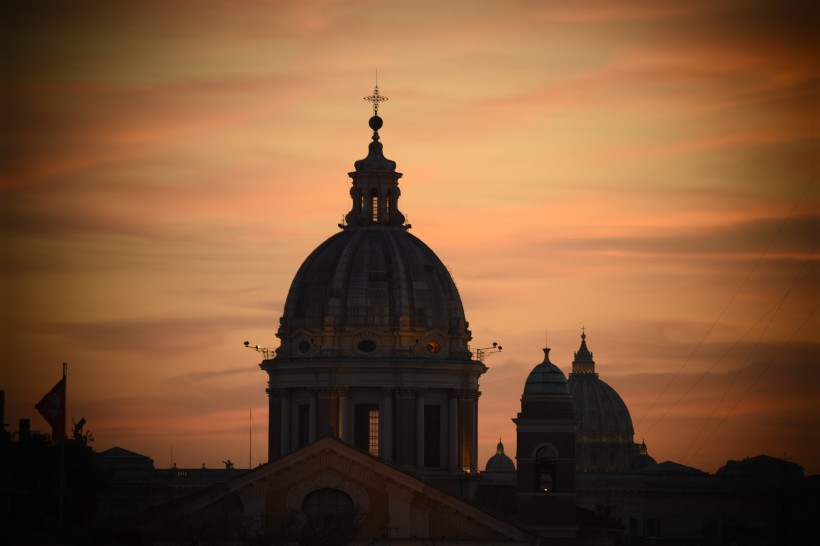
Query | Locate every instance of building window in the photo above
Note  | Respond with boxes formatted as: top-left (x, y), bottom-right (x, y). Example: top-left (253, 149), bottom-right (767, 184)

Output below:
top-left (371, 191), bottom-right (379, 223)
top-left (354, 404), bottom-right (379, 456)
top-left (645, 518), bottom-right (659, 537)
top-left (535, 446), bottom-right (557, 492)
top-left (424, 405), bottom-right (441, 468)
top-left (302, 488), bottom-right (354, 520)
top-left (297, 404), bottom-right (310, 448)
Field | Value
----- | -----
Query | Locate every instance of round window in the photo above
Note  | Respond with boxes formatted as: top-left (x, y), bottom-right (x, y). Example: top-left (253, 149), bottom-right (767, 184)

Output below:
top-left (357, 339), bottom-right (377, 353)
top-left (426, 341), bottom-right (441, 354)
top-left (297, 341), bottom-right (311, 354)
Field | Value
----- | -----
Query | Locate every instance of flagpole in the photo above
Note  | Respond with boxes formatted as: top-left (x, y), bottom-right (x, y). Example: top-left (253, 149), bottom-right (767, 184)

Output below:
top-left (58, 363), bottom-right (66, 529)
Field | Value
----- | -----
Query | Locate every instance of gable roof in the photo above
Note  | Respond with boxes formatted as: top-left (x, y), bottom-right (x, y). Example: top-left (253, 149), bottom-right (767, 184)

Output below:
top-left (95, 446), bottom-right (154, 461)
top-left (140, 437), bottom-right (535, 544)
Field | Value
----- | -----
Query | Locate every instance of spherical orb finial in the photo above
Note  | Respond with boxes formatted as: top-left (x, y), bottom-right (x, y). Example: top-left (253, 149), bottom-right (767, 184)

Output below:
top-left (369, 115), bottom-right (383, 131)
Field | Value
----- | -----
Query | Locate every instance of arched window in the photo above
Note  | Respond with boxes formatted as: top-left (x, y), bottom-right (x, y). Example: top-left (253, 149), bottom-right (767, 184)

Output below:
top-left (370, 189), bottom-right (379, 223)
top-left (535, 445), bottom-right (557, 493)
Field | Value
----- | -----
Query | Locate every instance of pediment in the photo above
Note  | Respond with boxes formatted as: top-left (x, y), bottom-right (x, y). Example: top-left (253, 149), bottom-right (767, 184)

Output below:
top-left (141, 437), bottom-right (534, 544)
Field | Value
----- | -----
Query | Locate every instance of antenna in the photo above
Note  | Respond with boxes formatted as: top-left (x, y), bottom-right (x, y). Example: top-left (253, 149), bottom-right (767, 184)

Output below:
top-left (243, 341), bottom-right (275, 359)
top-left (474, 342), bottom-right (503, 362)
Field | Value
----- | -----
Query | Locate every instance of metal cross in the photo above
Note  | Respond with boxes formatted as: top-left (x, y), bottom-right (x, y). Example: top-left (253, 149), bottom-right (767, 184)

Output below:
top-left (364, 85), bottom-right (388, 116)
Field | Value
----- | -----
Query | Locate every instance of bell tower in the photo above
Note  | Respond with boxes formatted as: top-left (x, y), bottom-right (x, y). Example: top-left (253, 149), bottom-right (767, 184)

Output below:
top-left (513, 347), bottom-right (577, 539)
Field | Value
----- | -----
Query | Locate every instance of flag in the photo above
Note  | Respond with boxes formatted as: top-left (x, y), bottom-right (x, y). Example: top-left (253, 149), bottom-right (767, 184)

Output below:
top-left (35, 376), bottom-right (66, 441)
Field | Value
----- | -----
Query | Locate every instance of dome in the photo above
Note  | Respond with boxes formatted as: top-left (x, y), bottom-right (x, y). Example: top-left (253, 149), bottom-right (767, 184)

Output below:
top-left (630, 441), bottom-right (657, 470)
top-left (568, 333), bottom-right (634, 443)
top-left (277, 228), bottom-right (471, 359)
top-left (273, 96), bottom-right (472, 362)
top-left (569, 374), bottom-right (634, 443)
top-left (261, 87), bottom-right (487, 482)
top-left (523, 348), bottom-right (569, 395)
top-left (567, 331), bottom-right (638, 472)
top-left (485, 441), bottom-right (515, 472)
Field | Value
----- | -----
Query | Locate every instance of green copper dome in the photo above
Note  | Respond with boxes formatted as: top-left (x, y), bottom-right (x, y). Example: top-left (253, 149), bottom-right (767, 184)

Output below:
top-left (523, 348), bottom-right (569, 395)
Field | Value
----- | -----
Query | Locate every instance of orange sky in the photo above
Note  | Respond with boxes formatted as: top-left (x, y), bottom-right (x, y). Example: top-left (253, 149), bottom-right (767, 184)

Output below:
top-left (2, 0), bottom-right (818, 474)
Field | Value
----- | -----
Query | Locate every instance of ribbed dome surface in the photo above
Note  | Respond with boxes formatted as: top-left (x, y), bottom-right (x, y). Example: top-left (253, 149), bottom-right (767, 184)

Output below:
top-left (282, 228), bottom-right (465, 332)
top-left (568, 375), bottom-right (634, 443)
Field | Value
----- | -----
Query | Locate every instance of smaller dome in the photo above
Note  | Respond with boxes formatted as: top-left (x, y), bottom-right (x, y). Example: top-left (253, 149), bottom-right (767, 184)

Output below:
top-left (524, 348), bottom-right (569, 395)
top-left (485, 441), bottom-right (515, 472)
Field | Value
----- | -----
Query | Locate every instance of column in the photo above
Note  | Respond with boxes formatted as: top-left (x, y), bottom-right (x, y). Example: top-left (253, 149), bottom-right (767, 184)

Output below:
top-left (395, 389), bottom-right (415, 466)
top-left (280, 389), bottom-right (291, 456)
top-left (416, 390), bottom-right (425, 468)
top-left (470, 391), bottom-right (479, 473)
top-left (309, 392), bottom-right (317, 443)
top-left (381, 389), bottom-right (393, 461)
top-left (448, 391), bottom-right (458, 470)
top-left (267, 386), bottom-right (282, 462)
top-left (339, 390), bottom-right (348, 443)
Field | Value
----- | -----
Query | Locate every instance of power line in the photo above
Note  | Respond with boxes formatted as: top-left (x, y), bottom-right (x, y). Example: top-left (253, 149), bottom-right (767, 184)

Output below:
top-left (685, 303), bottom-right (818, 465)
top-left (635, 173), bottom-right (817, 435)
top-left (681, 252), bottom-right (817, 463)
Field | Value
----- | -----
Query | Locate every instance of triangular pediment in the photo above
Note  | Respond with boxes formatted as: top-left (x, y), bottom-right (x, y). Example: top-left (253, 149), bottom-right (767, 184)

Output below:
top-left (141, 437), bottom-right (534, 544)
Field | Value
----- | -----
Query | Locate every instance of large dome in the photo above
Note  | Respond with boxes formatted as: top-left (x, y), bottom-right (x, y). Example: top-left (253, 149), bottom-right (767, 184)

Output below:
top-left (276, 228), bottom-right (471, 360)
top-left (273, 107), bottom-right (472, 362)
top-left (260, 89), bottom-right (486, 483)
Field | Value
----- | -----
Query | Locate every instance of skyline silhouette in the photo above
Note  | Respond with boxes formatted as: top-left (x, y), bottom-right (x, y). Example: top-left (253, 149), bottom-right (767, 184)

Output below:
top-left (3, 0), bottom-right (818, 475)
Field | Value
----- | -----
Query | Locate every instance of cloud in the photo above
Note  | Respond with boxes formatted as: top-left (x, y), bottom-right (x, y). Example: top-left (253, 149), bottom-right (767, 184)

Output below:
top-left (36, 316), bottom-right (262, 357)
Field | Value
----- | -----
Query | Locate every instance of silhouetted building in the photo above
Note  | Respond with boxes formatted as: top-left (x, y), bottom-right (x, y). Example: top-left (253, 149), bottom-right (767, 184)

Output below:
top-left (260, 88), bottom-right (485, 500)
top-left (514, 347), bottom-right (578, 543)
top-left (10, 90), bottom-right (817, 545)
top-left (568, 331), bottom-right (648, 473)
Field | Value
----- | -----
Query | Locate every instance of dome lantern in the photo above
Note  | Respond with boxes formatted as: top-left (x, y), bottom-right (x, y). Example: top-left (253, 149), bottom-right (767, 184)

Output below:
top-left (344, 85), bottom-right (407, 228)
top-left (571, 329), bottom-right (596, 376)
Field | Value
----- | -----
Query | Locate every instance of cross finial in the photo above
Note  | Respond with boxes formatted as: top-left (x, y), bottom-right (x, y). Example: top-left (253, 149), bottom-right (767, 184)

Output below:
top-left (364, 84), bottom-right (388, 116)
top-left (580, 322), bottom-right (586, 338)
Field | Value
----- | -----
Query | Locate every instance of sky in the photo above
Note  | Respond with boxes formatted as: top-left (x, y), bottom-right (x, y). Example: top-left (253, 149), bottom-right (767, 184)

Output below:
top-left (2, 0), bottom-right (818, 475)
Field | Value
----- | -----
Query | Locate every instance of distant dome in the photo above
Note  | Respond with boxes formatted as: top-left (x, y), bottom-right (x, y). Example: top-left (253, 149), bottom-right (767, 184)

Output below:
top-left (570, 374), bottom-right (634, 443)
top-left (523, 348), bottom-right (569, 395)
top-left (482, 440), bottom-right (516, 486)
top-left (568, 332), bottom-right (634, 444)
top-left (485, 441), bottom-right (515, 472)
top-left (568, 331), bottom-right (644, 472)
